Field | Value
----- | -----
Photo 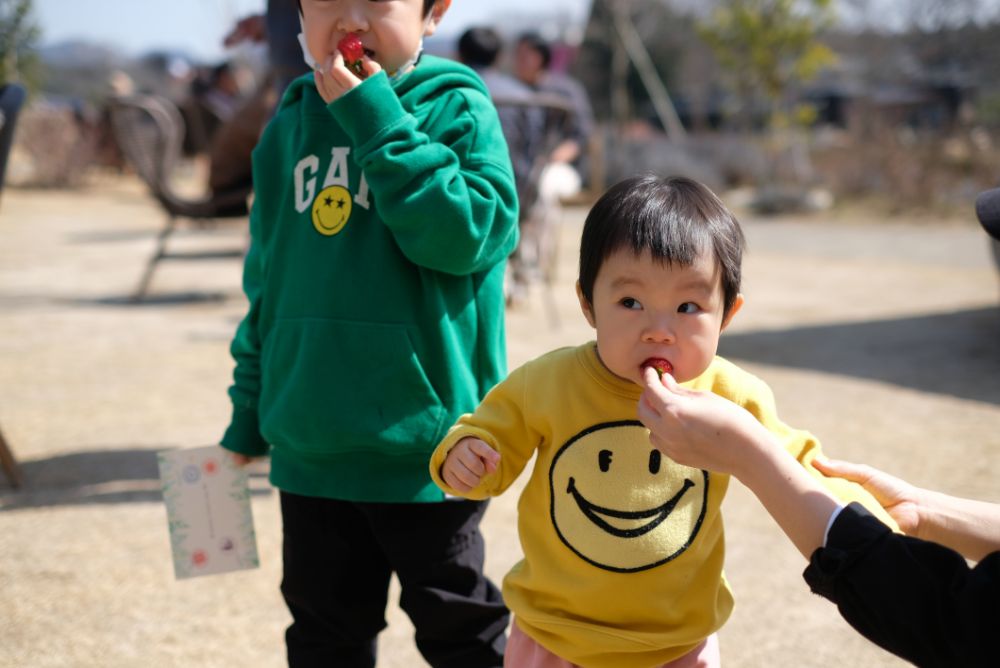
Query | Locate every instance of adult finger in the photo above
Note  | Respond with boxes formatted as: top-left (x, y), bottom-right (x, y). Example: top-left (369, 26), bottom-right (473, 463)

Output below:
top-left (637, 391), bottom-right (661, 424)
top-left (639, 370), bottom-right (674, 417)
top-left (646, 431), bottom-right (669, 454)
top-left (640, 366), bottom-right (665, 391)
top-left (640, 367), bottom-right (688, 398)
top-left (647, 430), bottom-right (691, 468)
top-left (658, 370), bottom-right (685, 393)
top-left (813, 456), bottom-right (875, 484)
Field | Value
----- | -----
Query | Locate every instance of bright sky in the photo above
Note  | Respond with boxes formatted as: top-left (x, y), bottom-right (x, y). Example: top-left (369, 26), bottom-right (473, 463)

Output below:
top-left (33, 0), bottom-right (592, 62)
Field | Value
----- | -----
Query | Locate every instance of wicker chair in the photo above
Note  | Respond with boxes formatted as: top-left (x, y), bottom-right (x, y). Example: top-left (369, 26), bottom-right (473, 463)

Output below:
top-left (108, 94), bottom-right (252, 301)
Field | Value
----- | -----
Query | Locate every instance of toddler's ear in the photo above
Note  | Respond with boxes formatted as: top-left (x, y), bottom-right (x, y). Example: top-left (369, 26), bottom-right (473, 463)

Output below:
top-left (721, 294), bottom-right (744, 331)
top-left (576, 282), bottom-right (596, 328)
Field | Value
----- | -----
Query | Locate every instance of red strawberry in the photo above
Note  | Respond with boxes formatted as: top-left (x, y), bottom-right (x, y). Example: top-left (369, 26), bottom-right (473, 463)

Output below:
top-left (642, 358), bottom-right (673, 378)
top-left (337, 34), bottom-right (366, 78)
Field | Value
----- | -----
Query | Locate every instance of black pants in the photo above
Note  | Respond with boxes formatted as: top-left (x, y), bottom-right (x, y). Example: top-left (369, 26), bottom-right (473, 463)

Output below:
top-left (279, 491), bottom-right (508, 668)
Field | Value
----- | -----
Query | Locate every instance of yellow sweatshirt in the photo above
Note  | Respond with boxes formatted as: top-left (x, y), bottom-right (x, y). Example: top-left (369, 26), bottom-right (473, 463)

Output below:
top-left (430, 343), bottom-right (895, 668)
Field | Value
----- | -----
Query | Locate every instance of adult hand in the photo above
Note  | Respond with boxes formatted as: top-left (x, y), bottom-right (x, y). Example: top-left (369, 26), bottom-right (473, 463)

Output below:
top-left (637, 367), bottom-right (768, 477)
top-left (813, 457), bottom-right (922, 535)
top-left (639, 367), bottom-right (841, 558)
top-left (441, 437), bottom-right (500, 494)
top-left (313, 52), bottom-right (381, 104)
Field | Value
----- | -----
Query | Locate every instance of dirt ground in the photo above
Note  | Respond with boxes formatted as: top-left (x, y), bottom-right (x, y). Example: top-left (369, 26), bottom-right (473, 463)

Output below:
top-left (1, 174), bottom-right (998, 668)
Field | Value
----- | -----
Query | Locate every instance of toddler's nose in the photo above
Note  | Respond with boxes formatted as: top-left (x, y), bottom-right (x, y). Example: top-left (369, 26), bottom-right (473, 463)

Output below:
top-left (642, 313), bottom-right (676, 343)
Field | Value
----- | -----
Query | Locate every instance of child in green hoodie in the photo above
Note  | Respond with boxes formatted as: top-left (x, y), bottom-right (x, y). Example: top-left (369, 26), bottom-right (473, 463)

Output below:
top-left (219, 1), bottom-right (517, 665)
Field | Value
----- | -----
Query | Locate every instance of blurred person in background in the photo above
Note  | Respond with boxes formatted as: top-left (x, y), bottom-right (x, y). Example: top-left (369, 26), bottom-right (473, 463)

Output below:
top-left (193, 62), bottom-right (243, 123)
top-left (457, 26), bottom-right (550, 303)
top-left (505, 31), bottom-right (596, 306)
top-left (513, 31), bottom-right (594, 197)
top-left (457, 27), bottom-right (540, 209)
top-left (183, 61), bottom-right (245, 156)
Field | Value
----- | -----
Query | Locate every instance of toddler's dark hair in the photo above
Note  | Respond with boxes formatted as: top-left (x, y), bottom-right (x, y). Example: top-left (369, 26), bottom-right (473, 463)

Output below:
top-left (578, 174), bottom-right (745, 318)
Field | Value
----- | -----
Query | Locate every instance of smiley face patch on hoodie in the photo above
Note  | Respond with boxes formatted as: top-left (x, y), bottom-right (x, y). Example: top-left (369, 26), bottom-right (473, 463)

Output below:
top-left (311, 185), bottom-right (353, 236)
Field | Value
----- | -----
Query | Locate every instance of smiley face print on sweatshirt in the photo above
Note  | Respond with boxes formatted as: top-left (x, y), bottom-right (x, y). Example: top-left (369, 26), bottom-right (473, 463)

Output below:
top-left (549, 420), bottom-right (708, 572)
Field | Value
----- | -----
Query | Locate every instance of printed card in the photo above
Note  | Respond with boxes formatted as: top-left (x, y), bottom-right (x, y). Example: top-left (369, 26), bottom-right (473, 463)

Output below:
top-left (157, 445), bottom-right (260, 579)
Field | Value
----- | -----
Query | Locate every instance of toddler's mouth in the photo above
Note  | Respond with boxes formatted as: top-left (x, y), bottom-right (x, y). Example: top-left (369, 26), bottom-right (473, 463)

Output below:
top-left (641, 358), bottom-right (673, 378)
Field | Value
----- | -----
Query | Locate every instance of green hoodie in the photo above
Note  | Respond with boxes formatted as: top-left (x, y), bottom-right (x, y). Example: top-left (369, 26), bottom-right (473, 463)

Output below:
top-left (220, 56), bottom-right (519, 503)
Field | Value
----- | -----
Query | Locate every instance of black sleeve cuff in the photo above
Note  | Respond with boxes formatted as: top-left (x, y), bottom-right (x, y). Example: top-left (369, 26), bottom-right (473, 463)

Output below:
top-left (804, 502), bottom-right (893, 598)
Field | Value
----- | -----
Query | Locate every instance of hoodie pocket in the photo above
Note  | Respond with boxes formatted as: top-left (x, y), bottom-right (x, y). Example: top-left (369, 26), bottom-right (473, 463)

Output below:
top-left (259, 318), bottom-right (446, 456)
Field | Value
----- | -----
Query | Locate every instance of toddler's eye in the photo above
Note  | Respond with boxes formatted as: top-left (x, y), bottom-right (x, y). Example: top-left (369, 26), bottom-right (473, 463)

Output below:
top-left (678, 302), bottom-right (700, 314)
top-left (621, 297), bottom-right (641, 310)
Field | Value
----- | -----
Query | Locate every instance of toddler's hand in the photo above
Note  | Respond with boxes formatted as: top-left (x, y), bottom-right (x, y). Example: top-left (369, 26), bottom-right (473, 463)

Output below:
top-left (314, 52), bottom-right (381, 104)
top-left (441, 437), bottom-right (500, 493)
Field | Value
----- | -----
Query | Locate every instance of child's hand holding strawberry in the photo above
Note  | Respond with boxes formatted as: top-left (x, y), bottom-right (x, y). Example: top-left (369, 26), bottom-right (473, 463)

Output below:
top-left (313, 34), bottom-right (380, 103)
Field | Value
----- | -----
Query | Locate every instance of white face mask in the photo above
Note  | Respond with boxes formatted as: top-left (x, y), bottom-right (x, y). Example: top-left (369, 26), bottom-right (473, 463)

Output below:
top-left (296, 12), bottom-right (428, 81)
top-left (297, 13), bottom-right (319, 71)
top-left (386, 39), bottom-right (423, 81)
